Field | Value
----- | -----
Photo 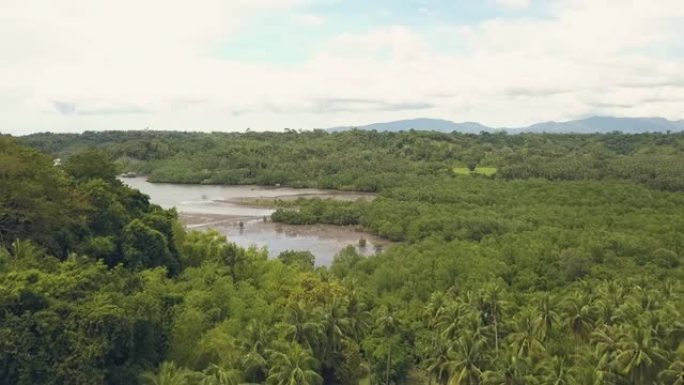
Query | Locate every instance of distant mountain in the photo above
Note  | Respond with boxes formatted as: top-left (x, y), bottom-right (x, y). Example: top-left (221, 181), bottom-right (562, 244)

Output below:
top-left (516, 116), bottom-right (684, 134)
top-left (327, 116), bottom-right (684, 134)
top-left (327, 118), bottom-right (493, 134)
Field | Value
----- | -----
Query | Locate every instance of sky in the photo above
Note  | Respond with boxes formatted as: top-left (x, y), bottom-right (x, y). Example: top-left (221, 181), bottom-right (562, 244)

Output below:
top-left (1, 0), bottom-right (684, 134)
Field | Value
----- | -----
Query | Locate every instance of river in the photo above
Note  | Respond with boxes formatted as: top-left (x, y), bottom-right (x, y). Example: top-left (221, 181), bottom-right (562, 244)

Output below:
top-left (121, 177), bottom-right (388, 266)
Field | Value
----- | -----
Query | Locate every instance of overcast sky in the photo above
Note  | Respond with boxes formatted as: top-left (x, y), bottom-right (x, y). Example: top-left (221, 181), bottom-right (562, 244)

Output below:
top-left (1, 0), bottom-right (683, 134)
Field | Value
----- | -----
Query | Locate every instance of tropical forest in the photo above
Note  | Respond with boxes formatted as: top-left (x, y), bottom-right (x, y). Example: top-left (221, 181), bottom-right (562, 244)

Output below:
top-left (1, 129), bottom-right (683, 385)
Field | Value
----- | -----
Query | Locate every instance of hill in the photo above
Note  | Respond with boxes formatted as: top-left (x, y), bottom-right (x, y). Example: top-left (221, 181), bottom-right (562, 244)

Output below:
top-left (328, 116), bottom-right (684, 134)
top-left (327, 118), bottom-right (492, 134)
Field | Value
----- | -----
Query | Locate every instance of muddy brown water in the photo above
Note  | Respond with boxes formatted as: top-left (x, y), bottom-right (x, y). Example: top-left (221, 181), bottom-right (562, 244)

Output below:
top-left (122, 177), bottom-right (388, 265)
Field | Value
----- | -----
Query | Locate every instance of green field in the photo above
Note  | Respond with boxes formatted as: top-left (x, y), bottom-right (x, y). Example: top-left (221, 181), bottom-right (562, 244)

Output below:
top-left (453, 166), bottom-right (497, 176)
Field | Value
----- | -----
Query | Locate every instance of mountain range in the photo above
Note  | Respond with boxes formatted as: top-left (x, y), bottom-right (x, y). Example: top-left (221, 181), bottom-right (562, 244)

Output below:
top-left (327, 116), bottom-right (684, 134)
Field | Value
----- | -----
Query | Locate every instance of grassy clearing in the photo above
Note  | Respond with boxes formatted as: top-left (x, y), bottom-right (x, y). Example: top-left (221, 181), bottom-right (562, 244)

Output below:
top-left (453, 167), bottom-right (497, 176)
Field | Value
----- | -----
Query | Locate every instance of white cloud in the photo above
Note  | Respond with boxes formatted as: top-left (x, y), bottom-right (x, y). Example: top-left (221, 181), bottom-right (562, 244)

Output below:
top-left (0, 0), bottom-right (683, 134)
top-left (293, 13), bottom-right (325, 26)
top-left (495, 0), bottom-right (531, 10)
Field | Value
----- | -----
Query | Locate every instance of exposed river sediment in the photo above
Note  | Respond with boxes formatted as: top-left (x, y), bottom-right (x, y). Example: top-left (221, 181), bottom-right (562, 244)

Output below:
top-left (122, 177), bottom-right (388, 265)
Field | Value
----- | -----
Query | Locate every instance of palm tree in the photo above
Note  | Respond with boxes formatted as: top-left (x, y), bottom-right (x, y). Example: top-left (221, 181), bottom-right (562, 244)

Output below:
top-left (140, 361), bottom-right (199, 385)
top-left (632, 286), bottom-right (659, 312)
top-left (317, 296), bottom-right (352, 384)
top-left (10, 239), bottom-right (43, 260)
top-left (320, 296), bottom-right (351, 360)
top-left (535, 293), bottom-right (559, 341)
top-left (266, 343), bottom-right (322, 385)
top-left (375, 306), bottom-right (400, 385)
top-left (480, 282), bottom-right (508, 353)
top-left (615, 325), bottom-right (667, 385)
top-left (591, 326), bottom-right (619, 381)
top-left (425, 340), bottom-right (451, 385)
top-left (425, 292), bottom-right (450, 385)
top-left (563, 295), bottom-right (595, 353)
top-left (239, 320), bottom-right (272, 383)
top-left (282, 301), bottom-right (323, 349)
top-left (569, 354), bottom-right (605, 385)
top-left (425, 292), bottom-right (448, 326)
top-left (199, 364), bottom-right (242, 385)
top-left (539, 356), bottom-right (574, 385)
top-left (346, 288), bottom-right (372, 343)
top-left (638, 310), bottom-right (671, 346)
top-left (507, 309), bottom-right (545, 359)
top-left (481, 353), bottom-right (537, 385)
top-left (595, 281), bottom-right (625, 325)
top-left (594, 299), bottom-right (618, 327)
top-left (446, 331), bottom-right (487, 385)
top-left (194, 328), bottom-right (241, 370)
top-left (659, 356), bottom-right (684, 385)
top-left (435, 299), bottom-right (467, 342)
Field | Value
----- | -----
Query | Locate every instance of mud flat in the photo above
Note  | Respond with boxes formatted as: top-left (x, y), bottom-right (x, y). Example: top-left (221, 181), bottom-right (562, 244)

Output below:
top-left (122, 177), bottom-right (387, 265)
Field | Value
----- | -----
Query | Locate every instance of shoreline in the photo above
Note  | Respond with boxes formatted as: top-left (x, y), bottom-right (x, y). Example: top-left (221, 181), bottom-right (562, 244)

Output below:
top-left (121, 174), bottom-right (377, 197)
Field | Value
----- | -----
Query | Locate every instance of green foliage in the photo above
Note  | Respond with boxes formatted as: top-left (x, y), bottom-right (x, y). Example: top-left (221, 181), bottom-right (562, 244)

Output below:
top-left (266, 343), bottom-right (322, 385)
top-left (19, 130), bottom-right (684, 192)
top-left (122, 219), bottom-right (178, 273)
top-left (0, 253), bottom-right (169, 385)
top-left (0, 137), bottom-right (87, 256)
top-left (3, 132), bottom-right (684, 385)
top-left (64, 149), bottom-right (119, 183)
top-left (277, 250), bottom-right (315, 270)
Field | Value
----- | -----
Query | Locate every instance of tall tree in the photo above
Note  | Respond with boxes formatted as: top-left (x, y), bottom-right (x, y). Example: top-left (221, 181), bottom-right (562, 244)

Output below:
top-left (266, 344), bottom-right (322, 385)
top-left (615, 326), bottom-right (666, 385)
top-left (139, 362), bottom-right (198, 385)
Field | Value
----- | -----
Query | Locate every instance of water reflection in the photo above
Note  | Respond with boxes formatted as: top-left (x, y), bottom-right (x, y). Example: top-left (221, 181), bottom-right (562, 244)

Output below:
top-left (121, 177), bottom-right (388, 265)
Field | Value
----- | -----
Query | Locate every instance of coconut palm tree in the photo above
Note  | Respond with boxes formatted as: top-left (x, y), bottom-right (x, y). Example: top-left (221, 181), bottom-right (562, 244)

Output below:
top-left (266, 343), bottom-right (322, 385)
top-left (425, 340), bottom-right (451, 385)
top-left (480, 282), bottom-right (508, 353)
top-left (571, 355), bottom-right (605, 385)
top-left (615, 325), bottom-right (667, 385)
top-left (346, 288), bottom-right (372, 343)
top-left (595, 281), bottom-right (625, 326)
top-left (633, 286), bottom-right (660, 312)
top-left (425, 291), bottom-right (449, 326)
top-left (435, 299), bottom-right (468, 342)
top-left (314, 295), bottom-right (353, 384)
top-left (239, 320), bottom-right (272, 383)
top-left (535, 293), bottom-right (559, 341)
top-left (539, 356), bottom-right (574, 385)
top-left (445, 331), bottom-right (487, 385)
top-left (375, 306), bottom-right (400, 385)
top-left (282, 301), bottom-right (323, 349)
top-left (320, 296), bottom-right (351, 359)
top-left (591, 326), bottom-right (619, 382)
top-left (659, 356), bottom-right (684, 385)
top-left (140, 361), bottom-right (199, 385)
top-left (425, 292), bottom-right (450, 385)
top-left (658, 302), bottom-right (684, 351)
top-left (481, 352), bottom-right (537, 385)
top-left (563, 295), bottom-right (595, 353)
top-left (10, 239), bottom-right (43, 260)
top-left (507, 309), bottom-right (545, 359)
top-left (193, 328), bottom-right (241, 370)
top-left (199, 364), bottom-right (242, 385)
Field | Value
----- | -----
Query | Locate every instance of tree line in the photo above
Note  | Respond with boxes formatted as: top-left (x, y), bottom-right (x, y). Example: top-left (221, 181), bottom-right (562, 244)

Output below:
top-left (19, 129), bottom-right (684, 191)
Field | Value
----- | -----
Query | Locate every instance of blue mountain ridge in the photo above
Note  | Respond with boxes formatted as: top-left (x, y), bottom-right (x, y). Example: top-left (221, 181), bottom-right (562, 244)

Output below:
top-left (327, 117), bottom-right (684, 134)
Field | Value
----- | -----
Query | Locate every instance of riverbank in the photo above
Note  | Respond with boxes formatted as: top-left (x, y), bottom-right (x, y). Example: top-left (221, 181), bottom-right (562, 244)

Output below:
top-left (122, 177), bottom-right (389, 265)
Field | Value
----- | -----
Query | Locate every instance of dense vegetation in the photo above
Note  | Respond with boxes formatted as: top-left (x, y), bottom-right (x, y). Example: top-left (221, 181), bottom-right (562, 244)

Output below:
top-left (20, 129), bottom-right (684, 191)
top-left (2, 131), bottom-right (684, 385)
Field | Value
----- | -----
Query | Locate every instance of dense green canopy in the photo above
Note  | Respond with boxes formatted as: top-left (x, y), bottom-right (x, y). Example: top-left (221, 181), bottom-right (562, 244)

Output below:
top-left (20, 129), bottom-right (684, 191)
top-left (1, 131), bottom-right (683, 385)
